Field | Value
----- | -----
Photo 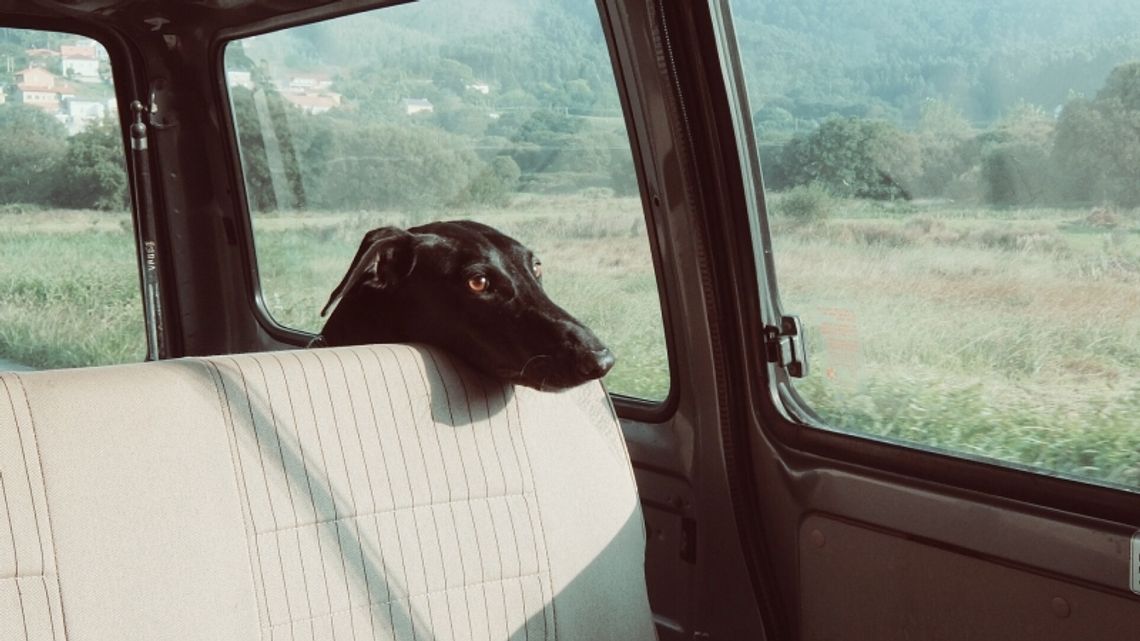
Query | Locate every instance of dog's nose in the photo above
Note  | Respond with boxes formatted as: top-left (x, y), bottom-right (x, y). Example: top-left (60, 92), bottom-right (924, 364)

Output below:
top-left (578, 348), bottom-right (616, 379)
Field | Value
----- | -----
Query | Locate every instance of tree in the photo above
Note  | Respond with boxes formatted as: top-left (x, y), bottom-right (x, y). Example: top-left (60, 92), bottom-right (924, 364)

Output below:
top-left (779, 117), bottom-right (921, 199)
top-left (313, 123), bottom-right (479, 210)
top-left (51, 117), bottom-right (129, 211)
top-left (914, 100), bottom-right (975, 197)
top-left (453, 155), bottom-right (521, 207)
top-left (1053, 62), bottom-right (1140, 206)
top-left (979, 104), bottom-right (1055, 206)
top-left (0, 104), bottom-right (68, 205)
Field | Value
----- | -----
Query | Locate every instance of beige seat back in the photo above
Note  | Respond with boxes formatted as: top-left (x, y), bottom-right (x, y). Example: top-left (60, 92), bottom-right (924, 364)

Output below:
top-left (0, 345), bottom-right (653, 641)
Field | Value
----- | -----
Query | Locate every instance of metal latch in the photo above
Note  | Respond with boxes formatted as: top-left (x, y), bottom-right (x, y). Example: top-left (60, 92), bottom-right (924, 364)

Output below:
top-left (764, 315), bottom-right (809, 378)
top-left (1131, 531), bottom-right (1140, 595)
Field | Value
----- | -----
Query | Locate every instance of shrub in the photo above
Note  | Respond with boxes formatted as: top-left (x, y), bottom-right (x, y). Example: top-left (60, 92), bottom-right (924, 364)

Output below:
top-left (776, 183), bottom-right (833, 225)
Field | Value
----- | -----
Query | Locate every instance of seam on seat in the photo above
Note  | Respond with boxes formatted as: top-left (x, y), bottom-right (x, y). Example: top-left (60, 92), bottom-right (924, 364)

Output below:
top-left (428, 346), bottom-right (542, 638)
top-left (272, 352), bottom-right (358, 641)
top-left (343, 349), bottom-right (413, 641)
top-left (266, 570), bottom-right (550, 633)
top-left (439, 350), bottom-right (512, 641)
top-left (2, 375), bottom-right (67, 641)
top-left (206, 360), bottom-right (276, 640)
top-left (364, 347), bottom-right (433, 641)
top-left (412, 347), bottom-right (492, 641)
top-left (508, 388), bottom-right (558, 641)
top-left (288, 351), bottom-right (368, 641)
top-left (398, 349), bottom-right (478, 639)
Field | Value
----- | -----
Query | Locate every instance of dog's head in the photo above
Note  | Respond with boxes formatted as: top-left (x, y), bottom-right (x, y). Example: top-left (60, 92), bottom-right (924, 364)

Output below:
top-left (318, 220), bottom-right (615, 391)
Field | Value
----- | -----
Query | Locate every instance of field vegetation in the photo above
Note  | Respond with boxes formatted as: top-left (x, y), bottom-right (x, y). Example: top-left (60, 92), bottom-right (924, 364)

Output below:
top-left (1, 195), bottom-right (1137, 489)
top-left (768, 194), bottom-right (1140, 488)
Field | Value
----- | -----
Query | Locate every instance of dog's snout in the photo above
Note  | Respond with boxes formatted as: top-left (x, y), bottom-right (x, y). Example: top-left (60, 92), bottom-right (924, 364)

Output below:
top-left (577, 347), bottom-right (616, 379)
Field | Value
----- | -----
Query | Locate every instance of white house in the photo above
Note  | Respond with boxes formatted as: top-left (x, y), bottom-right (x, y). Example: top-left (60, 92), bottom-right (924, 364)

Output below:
top-left (14, 67), bottom-right (61, 113)
top-left (281, 91), bottom-right (341, 115)
top-left (62, 98), bottom-right (107, 134)
top-left (400, 98), bottom-right (434, 115)
top-left (226, 70), bottom-right (254, 89)
top-left (60, 44), bottom-right (101, 82)
top-left (288, 74), bottom-right (332, 92)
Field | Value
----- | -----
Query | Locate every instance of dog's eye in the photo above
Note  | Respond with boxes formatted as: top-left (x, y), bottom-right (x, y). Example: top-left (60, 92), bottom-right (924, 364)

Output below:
top-left (467, 275), bottom-right (489, 293)
top-left (532, 261), bottom-right (543, 279)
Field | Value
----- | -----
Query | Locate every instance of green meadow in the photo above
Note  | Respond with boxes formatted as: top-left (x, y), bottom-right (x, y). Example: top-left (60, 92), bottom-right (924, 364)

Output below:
top-left (1, 195), bottom-right (1137, 488)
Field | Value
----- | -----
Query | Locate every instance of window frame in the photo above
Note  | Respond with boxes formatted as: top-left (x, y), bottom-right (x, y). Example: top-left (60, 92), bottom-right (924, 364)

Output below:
top-left (707, 0), bottom-right (1140, 524)
top-left (211, 0), bottom-right (681, 420)
top-left (0, 16), bottom-right (157, 365)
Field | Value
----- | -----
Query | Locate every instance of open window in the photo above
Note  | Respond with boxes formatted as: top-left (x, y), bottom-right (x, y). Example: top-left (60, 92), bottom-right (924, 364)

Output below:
top-left (0, 28), bottom-right (142, 371)
top-left (222, 0), bottom-right (672, 404)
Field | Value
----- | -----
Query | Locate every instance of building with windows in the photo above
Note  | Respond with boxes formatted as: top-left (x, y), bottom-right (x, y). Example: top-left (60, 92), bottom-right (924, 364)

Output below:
top-left (60, 44), bottom-right (101, 82)
top-left (14, 67), bottom-right (61, 113)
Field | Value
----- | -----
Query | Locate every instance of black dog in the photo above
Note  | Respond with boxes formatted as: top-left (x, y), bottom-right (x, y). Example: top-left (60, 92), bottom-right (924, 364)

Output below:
top-left (313, 220), bottom-right (615, 391)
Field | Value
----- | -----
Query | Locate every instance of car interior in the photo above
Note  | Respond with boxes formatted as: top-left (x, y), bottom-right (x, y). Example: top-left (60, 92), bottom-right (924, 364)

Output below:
top-left (1, 0), bottom-right (1138, 640)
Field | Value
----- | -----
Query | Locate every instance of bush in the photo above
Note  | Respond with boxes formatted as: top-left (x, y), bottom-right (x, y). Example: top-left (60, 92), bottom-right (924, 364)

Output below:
top-left (775, 183), bottom-right (833, 225)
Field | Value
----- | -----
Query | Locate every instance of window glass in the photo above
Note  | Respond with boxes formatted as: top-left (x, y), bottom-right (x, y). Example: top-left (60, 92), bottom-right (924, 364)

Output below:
top-left (730, 0), bottom-right (1140, 489)
top-left (0, 28), bottom-right (142, 371)
top-left (225, 0), bottom-right (670, 401)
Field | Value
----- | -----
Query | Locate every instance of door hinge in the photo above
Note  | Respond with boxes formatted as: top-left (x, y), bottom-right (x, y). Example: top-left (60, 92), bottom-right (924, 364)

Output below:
top-left (764, 315), bottom-right (809, 378)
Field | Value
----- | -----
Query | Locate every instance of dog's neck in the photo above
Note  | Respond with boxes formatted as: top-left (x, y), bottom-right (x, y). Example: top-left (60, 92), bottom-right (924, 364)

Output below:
top-left (318, 288), bottom-right (406, 347)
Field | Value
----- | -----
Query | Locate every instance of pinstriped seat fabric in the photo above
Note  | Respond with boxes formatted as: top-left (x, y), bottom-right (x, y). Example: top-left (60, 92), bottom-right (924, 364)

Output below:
top-left (0, 345), bottom-right (654, 641)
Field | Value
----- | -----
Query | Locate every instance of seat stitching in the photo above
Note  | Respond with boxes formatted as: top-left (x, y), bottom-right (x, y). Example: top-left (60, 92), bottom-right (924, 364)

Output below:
top-left (479, 376), bottom-right (529, 641)
top-left (314, 351), bottom-right (373, 641)
top-left (496, 383), bottom-right (548, 641)
top-left (10, 375), bottom-right (67, 641)
top-left (378, 344), bottom-right (441, 640)
top-left (268, 354), bottom-right (337, 631)
top-left (390, 348), bottom-right (457, 640)
top-left (236, 358), bottom-right (297, 633)
top-left (331, 349), bottom-right (391, 641)
top-left (286, 351), bottom-right (356, 641)
top-left (207, 360), bottom-right (272, 640)
top-left (248, 492), bottom-right (535, 537)
top-left (267, 570), bottom-right (551, 632)
top-left (496, 383), bottom-right (536, 641)
top-left (252, 357), bottom-right (315, 641)
top-left (0, 469), bottom-right (30, 640)
top-left (510, 391), bottom-right (559, 640)
top-left (365, 346), bottom-right (423, 641)
top-left (346, 349), bottom-right (400, 640)
top-left (436, 350), bottom-right (513, 641)
top-left (419, 347), bottom-right (489, 641)
top-left (410, 350), bottom-right (476, 637)
top-left (259, 356), bottom-right (319, 640)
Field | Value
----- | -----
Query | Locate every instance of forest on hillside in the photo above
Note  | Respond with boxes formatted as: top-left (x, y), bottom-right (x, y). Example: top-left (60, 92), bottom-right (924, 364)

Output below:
top-left (5, 0), bottom-right (1140, 210)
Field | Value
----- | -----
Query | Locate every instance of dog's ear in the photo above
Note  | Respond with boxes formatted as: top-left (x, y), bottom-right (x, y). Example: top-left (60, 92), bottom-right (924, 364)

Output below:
top-left (320, 227), bottom-right (417, 317)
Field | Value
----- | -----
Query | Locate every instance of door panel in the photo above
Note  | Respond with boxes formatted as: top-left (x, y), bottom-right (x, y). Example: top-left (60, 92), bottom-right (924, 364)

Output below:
top-left (801, 515), bottom-right (1138, 640)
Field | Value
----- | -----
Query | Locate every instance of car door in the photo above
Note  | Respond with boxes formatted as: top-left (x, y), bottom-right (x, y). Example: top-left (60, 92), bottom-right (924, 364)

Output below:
top-left (612, 1), bottom-right (1140, 639)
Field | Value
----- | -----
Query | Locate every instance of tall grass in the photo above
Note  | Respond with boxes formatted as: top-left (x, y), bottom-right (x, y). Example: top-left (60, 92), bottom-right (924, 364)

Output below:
top-left (771, 199), bottom-right (1140, 488)
top-left (3, 197), bottom-right (1138, 490)
top-left (0, 210), bottom-right (144, 369)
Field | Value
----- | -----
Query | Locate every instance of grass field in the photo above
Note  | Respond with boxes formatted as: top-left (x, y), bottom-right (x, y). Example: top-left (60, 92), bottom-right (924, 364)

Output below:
top-left (768, 195), bottom-right (1140, 488)
top-left (1, 195), bottom-right (1137, 489)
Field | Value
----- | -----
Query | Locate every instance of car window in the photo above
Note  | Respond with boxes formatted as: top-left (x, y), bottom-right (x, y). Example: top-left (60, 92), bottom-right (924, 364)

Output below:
top-left (224, 0), bottom-right (670, 401)
top-left (729, 0), bottom-right (1140, 490)
top-left (0, 28), bottom-right (142, 371)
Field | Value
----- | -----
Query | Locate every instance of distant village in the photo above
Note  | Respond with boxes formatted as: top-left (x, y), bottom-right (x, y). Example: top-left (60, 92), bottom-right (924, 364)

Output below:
top-left (1, 37), bottom-right (115, 135)
top-left (3, 35), bottom-right (496, 134)
top-left (225, 68), bottom-right (492, 117)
